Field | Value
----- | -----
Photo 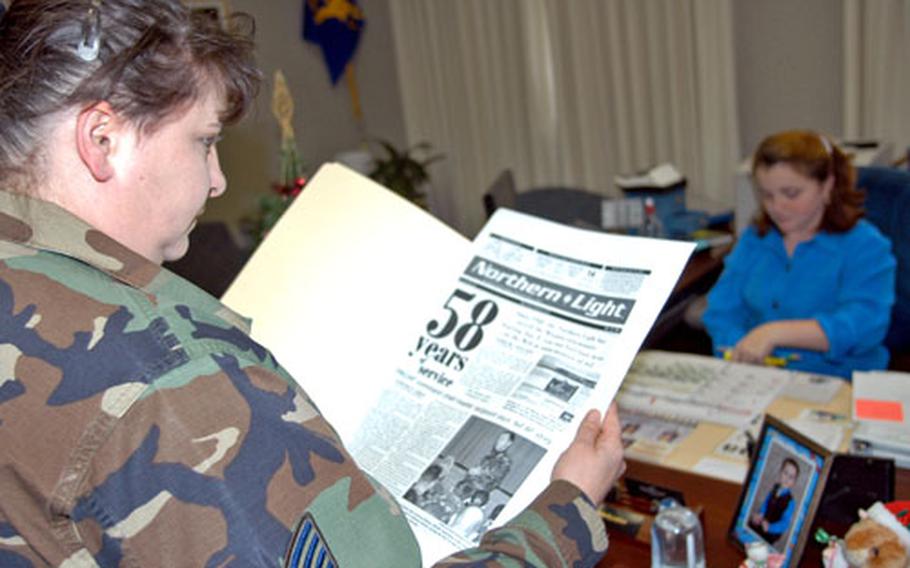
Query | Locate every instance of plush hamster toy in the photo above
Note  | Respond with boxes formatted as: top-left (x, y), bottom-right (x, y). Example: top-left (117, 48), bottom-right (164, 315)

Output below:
top-left (822, 501), bottom-right (910, 568)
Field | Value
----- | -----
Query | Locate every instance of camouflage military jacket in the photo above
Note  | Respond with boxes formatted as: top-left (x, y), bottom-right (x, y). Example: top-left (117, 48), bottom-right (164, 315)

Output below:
top-left (0, 190), bottom-right (608, 567)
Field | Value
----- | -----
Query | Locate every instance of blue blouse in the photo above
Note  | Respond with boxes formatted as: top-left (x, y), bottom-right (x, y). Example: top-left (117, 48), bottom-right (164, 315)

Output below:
top-left (703, 220), bottom-right (896, 379)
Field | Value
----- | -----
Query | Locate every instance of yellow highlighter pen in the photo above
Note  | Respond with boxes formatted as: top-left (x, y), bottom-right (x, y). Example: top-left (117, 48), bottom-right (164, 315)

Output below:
top-left (722, 349), bottom-right (799, 367)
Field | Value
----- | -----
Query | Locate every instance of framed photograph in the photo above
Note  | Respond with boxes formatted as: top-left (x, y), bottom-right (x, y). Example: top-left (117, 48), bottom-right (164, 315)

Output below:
top-left (728, 414), bottom-right (833, 567)
top-left (186, 0), bottom-right (230, 29)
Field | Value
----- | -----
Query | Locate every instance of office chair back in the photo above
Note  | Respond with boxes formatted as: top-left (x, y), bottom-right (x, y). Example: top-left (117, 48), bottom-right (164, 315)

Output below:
top-left (857, 166), bottom-right (910, 352)
top-left (483, 169), bottom-right (518, 218)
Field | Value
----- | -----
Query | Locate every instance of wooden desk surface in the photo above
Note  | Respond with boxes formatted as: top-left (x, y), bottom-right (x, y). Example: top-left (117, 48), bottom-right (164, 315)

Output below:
top-left (599, 460), bottom-right (910, 567)
top-left (658, 376), bottom-right (853, 473)
top-left (598, 459), bottom-right (744, 567)
top-left (673, 244), bottom-right (731, 294)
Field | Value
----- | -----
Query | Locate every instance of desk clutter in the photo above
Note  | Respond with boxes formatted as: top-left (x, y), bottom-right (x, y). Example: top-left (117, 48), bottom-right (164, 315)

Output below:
top-left (852, 370), bottom-right (910, 468)
top-left (617, 351), bottom-right (845, 475)
top-left (600, 476), bottom-right (707, 566)
top-left (603, 350), bottom-right (905, 567)
top-left (489, 164), bottom-right (735, 250)
top-left (609, 162), bottom-right (734, 243)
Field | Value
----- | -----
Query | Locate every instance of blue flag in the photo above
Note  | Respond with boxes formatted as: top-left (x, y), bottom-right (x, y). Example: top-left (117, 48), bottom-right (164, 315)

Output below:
top-left (303, 0), bottom-right (365, 85)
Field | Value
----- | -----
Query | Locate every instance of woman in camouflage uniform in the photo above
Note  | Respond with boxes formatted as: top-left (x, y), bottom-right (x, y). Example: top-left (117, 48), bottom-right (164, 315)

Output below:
top-left (0, 1), bottom-right (625, 566)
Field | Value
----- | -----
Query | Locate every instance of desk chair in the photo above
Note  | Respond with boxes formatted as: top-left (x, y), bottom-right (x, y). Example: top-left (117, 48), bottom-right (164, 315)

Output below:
top-left (857, 166), bottom-right (910, 370)
top-left (482, 169), bottom-right (518, 218)
top-left (513, 186), bottom-right (603, 228)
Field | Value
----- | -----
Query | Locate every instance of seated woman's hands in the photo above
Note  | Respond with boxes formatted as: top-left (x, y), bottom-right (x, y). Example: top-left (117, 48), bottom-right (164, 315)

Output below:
top-left (730, 320), bottom-right (829, 366)
top-left (731, 323), bottom-right (779, 364)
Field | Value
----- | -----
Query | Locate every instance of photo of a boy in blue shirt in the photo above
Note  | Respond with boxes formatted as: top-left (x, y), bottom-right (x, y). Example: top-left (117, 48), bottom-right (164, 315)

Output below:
top-left (748, 457), bottom-right (800, 546)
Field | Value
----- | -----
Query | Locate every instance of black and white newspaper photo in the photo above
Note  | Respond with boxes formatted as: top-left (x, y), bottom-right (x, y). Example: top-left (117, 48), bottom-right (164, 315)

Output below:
top-left (402, 417), bottom-right (545, 543)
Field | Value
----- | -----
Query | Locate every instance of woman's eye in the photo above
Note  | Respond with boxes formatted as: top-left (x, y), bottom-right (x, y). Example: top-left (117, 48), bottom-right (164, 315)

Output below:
top-left (202, 134), bottom-right (223, 152)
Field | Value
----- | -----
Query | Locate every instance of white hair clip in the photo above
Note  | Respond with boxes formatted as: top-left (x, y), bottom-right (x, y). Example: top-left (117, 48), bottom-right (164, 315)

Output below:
top-left (76, 0), bottom-right (102, 62)
top-left (819, 134), bottom-right (832, 156)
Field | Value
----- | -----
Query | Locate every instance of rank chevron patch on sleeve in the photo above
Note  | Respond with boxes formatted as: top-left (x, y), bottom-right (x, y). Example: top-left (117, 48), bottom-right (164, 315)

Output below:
top-left (285, 513), bottom-right (338, 568)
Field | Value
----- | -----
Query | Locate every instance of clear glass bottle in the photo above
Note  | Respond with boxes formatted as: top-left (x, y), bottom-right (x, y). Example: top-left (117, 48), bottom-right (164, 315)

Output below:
top-left (650, 498), bottom-right (706, 568)
top-left (642, 197), bottom-right (664, 237)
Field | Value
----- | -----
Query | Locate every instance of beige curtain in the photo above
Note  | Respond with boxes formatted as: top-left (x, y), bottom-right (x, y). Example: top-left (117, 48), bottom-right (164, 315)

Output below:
top-left (844, 0), bottom-right (910, 153)
top-left (389, 0), bottom-right (740, 236)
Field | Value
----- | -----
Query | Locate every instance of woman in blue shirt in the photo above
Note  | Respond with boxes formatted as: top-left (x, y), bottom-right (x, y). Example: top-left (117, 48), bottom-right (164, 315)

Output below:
top-left (703, 130), bottom-right (896, 379)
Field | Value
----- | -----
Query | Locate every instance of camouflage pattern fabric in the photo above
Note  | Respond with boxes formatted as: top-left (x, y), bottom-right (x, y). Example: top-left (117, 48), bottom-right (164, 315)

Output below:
top-left (0, 189), bottom-right (608, 567)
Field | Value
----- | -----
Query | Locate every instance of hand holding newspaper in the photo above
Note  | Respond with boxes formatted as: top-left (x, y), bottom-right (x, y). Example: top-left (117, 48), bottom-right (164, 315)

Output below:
top-left (222, 163), bottom-right (695, 565)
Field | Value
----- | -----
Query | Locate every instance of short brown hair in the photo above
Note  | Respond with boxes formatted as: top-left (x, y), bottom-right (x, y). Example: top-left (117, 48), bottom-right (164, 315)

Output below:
top-left (0, 0), bottom-right (262, 185)
top-left (751, 130), bottom-right (865, 236)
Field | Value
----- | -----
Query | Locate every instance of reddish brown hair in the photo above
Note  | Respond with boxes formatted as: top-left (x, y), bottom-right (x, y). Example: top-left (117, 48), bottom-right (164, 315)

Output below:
top-left (751, 130), bottom-right (865, 236)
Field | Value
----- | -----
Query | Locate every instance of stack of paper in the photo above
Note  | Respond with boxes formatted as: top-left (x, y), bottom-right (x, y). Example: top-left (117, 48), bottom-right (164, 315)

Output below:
top-left (851, 370), bottom-right (910, 467)
top-left (614, 163), bottom-right (685, 189)
top-left (617, 350), bottom-right (789, 429)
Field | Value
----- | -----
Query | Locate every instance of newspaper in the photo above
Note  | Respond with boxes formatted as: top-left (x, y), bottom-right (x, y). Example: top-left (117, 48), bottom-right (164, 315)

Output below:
top-left (619, 409), bottom-right (697, 462)
top-left (617, 351), bottom-right (789, 428)
top-left (222, 163), bottom-right (695, 564)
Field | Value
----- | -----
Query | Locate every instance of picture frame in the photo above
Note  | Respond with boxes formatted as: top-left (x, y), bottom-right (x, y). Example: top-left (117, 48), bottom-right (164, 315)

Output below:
top-left (728, 414), bottom-right (833, 567)
top-left (186, 0), bottom-right (230, 30)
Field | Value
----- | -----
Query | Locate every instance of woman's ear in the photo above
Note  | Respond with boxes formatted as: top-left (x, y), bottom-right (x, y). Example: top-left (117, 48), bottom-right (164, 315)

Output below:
top-left (75, 102), bottom-right (119, 182)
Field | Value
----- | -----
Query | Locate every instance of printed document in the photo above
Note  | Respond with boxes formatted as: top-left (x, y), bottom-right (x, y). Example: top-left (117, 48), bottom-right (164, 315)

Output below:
top-left (222, 163), bottom-right (694, 564)
top-left (617, 351), bottom-right (788, 428)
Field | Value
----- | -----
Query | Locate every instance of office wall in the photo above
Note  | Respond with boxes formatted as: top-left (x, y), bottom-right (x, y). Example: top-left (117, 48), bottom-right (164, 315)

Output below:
top-left (733, 0), bottom-right (843, 158)
top-left (206, 0), bottom-right (407, 233)
top-left (207, 0), bottom-right (844, 230)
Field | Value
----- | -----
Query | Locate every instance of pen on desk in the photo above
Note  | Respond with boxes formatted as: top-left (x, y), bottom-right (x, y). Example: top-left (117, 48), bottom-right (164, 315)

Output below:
top-left (598, 510), bottom-right (629, 525)
top-left (720, 348), bottom-right (800, 367)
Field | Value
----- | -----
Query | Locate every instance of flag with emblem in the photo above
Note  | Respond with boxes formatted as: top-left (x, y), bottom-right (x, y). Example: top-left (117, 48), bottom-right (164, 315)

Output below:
top-left (302, 0), bottom-right (365, 85)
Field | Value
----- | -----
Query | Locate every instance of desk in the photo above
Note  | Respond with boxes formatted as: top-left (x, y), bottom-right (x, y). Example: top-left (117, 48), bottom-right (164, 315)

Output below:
top-left (598, 459), bottom-right (743, 567)
top-left (599, 462), bottom-right (910, 567)
top-left (597, 367), bottom-right (909, 567)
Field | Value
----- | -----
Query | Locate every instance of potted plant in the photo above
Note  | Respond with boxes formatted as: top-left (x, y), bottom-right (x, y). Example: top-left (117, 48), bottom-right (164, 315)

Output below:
top-left (368, 138), bottom-right (444, 209)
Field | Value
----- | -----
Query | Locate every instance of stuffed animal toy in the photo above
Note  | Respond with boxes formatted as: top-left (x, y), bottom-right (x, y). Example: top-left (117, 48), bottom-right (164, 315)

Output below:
top-left (822, 501), bottom-right (910, 568)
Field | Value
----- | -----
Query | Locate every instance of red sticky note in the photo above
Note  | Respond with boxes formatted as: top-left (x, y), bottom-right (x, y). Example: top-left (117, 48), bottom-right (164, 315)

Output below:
top-left (855, 399), bottom-right (905, 422)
